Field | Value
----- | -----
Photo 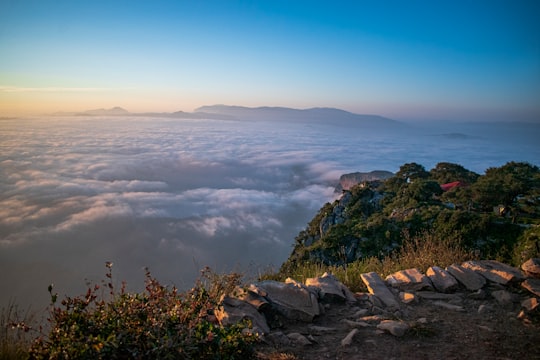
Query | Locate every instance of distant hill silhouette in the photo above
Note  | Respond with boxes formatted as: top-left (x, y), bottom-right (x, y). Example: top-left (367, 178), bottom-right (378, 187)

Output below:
top-left (195, 105), bottom-right (403, 128)
top-left (53, 105), bottom-right (405, 129)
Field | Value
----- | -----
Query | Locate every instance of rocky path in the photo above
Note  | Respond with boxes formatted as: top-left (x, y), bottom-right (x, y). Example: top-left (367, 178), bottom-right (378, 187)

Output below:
top-left (214, 259), bottom-right (540, 359)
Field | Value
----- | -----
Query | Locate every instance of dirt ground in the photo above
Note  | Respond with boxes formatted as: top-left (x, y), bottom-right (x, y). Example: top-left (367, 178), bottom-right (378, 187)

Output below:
top-left (254, 288), bottom-right (540, 360)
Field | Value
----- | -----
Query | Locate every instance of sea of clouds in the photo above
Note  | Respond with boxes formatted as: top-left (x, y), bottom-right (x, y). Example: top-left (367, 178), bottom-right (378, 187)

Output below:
top-left (1, 116), bottom-right (538, 310)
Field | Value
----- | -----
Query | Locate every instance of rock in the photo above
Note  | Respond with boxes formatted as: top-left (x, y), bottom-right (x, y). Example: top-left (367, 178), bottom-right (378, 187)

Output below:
top-left (337, 171), bottom-right (394, 192)
top-left (522, 258), bottom-right (540, 279)
top-left (426, 266), bottom-right (459, 293)
top-left (215, 295), bottom-right (270, 335)
top-left (461, 260), bottom-right (525, 285)
top-left (341, 328), bottom-right (359, 346)
top-left (308, 325), bottom-right (337, 335)
top-left (399, 291), bottom-right (416, 304)
top-left (287, 332), bottom-right (312, 346)
top-left (490, 290), bottom-right (515, 306)
top-left (415, 291), bottom-right (462, 301)
top-left (305, 272), bottom-right (357, 303)
top-left (521, 278), bottom-right (540, 297)
top-left (352, 308), bottom-right (369, 317)
top-left (360, 272), bottom-right (400, 309)
top-left (236, 285), bottom-right (271, 311)
top-left (342, 319), bottom-right (370, 328)
top-left (376, 320), bottom-right (409, 337)
top-left (254, 280), bottom-right (320, 322)
top-left (264, 331), bottom-right (291, 346)
top-left (385, 268), bottom-right (433, 291)
top-left (446, 264), bottom-right (486, 291)
top-left (432, 301), bottom-right (465, 312)
top-left (468, 289), bottom-right (487, 300)
top-left (521, 297), bottom-right (539, 312)
top-left (478, 304), bottom-right (490, 314)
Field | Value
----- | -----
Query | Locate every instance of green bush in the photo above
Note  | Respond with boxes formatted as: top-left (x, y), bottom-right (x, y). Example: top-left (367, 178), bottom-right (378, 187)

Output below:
top-left (29, 264), bottom-right (257, 359)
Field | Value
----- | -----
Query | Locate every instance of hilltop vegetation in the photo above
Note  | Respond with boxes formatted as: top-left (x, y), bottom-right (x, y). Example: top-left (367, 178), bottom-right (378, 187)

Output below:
top-left (280, 161), bottom-right (540, 278)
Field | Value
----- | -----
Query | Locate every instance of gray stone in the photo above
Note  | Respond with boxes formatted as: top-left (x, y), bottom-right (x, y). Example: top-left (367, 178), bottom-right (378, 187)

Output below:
top-left (264, 331), bottom-right (291, 346)
top-left (360, 272), bottom-right (400, 309)
top-left (461, 260), bottom-right (525, 285)
top-left (341, 328), bottom-right (359, 346)
top-left (308, 325), bottom-right (337, 335)
top-left (215, 295), bottom-right (270, 335)
top-left (522, 258), bottom-right (540, 279)
top-left (468, 289), bottom-right (487, 300)
top-left (446, 264), bottom-right (486, 291)
top-left (426, 266), bottom-right (459, 293)
top-left (521, 278), bottom-right (540, 297)
top-left (254, 279), bottom-right (320, 322)
top-left (342, 319), bottom-right (370, 328)
top-left (490, 290), bottom-right (515, 306)
top-left (235, 285), bottom-right (271, 311)
top-left (415, 291), bottom-right (462, 301)
top-left (305, 272), bottom-right (357, 303)
top-left (432, 300), bottom-right (465, 312)
top-left (376, 320), bottom-right (409, 337)
top-left (385, 268), bottom-right (433, 291)
top-left (287, 332), bottom-right (312, 346)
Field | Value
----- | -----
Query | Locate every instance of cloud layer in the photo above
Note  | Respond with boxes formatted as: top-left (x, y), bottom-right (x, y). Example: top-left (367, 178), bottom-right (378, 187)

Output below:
top-left (1, 116), bottom-right (538, 309)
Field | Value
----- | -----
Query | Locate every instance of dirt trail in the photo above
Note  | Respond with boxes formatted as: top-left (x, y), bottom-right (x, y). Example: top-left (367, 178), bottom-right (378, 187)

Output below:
top-left (255, 290), bottom-right (540, 360)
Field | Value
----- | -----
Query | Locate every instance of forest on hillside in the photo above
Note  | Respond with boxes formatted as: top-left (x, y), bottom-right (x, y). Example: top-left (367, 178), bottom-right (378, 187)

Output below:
top-left (282, 161), bottom-right (540, 273)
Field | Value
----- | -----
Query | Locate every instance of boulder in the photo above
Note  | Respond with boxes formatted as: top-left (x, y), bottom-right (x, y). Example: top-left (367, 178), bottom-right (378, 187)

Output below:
top-left (446, 264), bottom-right (486, 291)
top-left (521, 258), bottom-right (540, 279)
top-left (385, 268), bottom-right (433, 291)
top-left (426, 266), bottom-right (459, 293)
top-left (376, 320), bottom-right (409, 337)
top-left (305, 272), bottom-right (357, 303)
top-left (254, 279), bottom-right (320, 322)
top-left (461, 260), bottom-right (525, 285)
top-left (214, 296), bottom-right (270, 335)
top-left (521, 278), bottom-right (540, 297)
top-left (360, 272), bottom-right (400, 309)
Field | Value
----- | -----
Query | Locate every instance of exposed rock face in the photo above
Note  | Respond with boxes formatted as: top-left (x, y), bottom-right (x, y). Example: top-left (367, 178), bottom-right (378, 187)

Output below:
top-left (360, 272), bottom-right (400, 309)
top-left (336, 171), bottom-right (394, 192)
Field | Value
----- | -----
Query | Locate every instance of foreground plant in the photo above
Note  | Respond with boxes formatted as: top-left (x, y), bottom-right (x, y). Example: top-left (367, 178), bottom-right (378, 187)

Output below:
top-left (29, 264), bottom-right (257, 359)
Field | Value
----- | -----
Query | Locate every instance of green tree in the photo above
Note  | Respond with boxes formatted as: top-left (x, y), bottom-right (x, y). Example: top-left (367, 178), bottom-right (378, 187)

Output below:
top-left (430, 162), bottom-right (479, 184)
top-left (472, 162), bottom-right (540, 210)
top-left (396, 162), bottom-right (429, 183)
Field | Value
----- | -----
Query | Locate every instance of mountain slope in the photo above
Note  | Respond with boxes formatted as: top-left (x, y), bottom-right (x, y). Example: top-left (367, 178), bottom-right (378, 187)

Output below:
top-left (281, 161), bottom-right (540, 273)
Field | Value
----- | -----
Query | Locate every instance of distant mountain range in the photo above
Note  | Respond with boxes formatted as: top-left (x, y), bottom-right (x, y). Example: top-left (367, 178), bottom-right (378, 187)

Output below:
top-left (53, 105), bottom-right (404, 128)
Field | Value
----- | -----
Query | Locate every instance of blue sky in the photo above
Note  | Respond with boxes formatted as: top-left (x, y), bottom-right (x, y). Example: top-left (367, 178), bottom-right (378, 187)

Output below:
top-left (1, 0), bottom-right (539, 121)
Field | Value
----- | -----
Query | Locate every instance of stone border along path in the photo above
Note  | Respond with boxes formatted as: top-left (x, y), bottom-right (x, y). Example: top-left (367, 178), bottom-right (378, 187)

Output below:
top-left (215, 259), bottom-right (540, 348)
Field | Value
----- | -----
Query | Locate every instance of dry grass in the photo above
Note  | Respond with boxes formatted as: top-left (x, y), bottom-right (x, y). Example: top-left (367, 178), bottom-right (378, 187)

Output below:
top-left (0, 301), bottom-right (35, 360)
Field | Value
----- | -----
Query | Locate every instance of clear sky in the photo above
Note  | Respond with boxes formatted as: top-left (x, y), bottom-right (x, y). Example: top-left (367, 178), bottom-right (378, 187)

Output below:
top-left (1, 0), bottom-right (539, 121)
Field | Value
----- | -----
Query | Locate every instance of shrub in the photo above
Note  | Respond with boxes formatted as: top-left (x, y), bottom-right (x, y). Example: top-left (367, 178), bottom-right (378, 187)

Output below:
top-left (29, 264), bottom-right (257, 359)
top-left (1, 302), bottom-right (34, 360)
